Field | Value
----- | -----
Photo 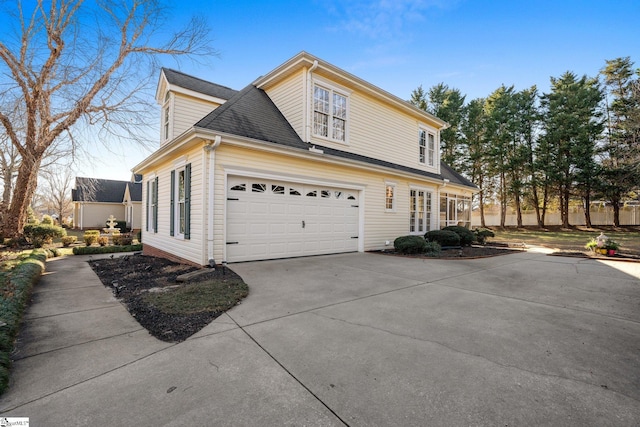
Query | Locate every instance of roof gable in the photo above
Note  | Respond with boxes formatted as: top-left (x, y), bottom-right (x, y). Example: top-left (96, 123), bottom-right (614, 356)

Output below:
top-left (161, 68), bottom-right (238, 101)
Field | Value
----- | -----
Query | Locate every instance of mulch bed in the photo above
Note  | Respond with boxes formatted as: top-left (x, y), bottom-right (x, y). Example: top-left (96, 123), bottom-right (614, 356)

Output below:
top-left (89, 254), bottom-right (243, 342)
top-left (550, 250), bottom-right (640, 262)
top-left (376, 244), bottom-right (520, 259)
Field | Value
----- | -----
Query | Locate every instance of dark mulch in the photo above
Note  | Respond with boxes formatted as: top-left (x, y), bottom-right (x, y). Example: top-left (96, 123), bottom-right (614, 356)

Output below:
top-left (89, 254), bottom-right (245, 342)
top-left (376, 244), bottom-right (519, 259)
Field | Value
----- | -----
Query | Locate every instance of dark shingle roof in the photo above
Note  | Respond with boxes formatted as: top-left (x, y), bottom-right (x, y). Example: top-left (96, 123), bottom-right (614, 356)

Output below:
top-left (195, 84), bottom-right (304, 147)
top-left (73, 178), bottom-right (128, 203)
top-left (126, 182), bottom-right (142, 202)
top-left (163, 68), bottom-right (238, 100)
top-left (195, 85), bottom-right (476, 190)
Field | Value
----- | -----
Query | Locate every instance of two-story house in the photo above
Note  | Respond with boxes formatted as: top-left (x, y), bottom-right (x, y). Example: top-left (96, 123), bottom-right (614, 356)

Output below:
top-left (133, 52), bottom-right (476, 265)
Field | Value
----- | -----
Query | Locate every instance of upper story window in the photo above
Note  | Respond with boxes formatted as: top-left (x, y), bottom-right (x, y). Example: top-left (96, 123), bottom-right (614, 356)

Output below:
top-left (313, 85), bottom-right (348, 142)
top-left (163, 92), bottom-right (171, 141)
top-left (419, 129), bottom-right (436, 166)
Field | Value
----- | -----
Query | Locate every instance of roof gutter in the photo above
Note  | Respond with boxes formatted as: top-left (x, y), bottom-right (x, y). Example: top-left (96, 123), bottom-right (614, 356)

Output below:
top-left (132, 127), bottom-right (220, 173)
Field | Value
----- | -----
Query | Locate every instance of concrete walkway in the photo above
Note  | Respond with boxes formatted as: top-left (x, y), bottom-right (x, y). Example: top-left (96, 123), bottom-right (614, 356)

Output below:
top-left (1, 250), bottom-right (639, 425)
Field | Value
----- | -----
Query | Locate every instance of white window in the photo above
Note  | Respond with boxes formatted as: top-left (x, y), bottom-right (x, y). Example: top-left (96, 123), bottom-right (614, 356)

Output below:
top-left (170, 164), bottom-right (191, 239)
top-left (177, 169), bottom-right (186, 235)
top-left (419, 129), bottom-right (436, 166)
top-left (410, 189), bottom-right (433, 234)
top-left (428, 133), bottom-right (435, 166)
top-left (419, 130), bottom-right (426, 164)
top-left (385, 184), bottom-right (395, 211)
top-left (147, 177), bottom-right (158, 233)
top-left (314, 84), bottom-right (348, 142)
top-left (162, 92), bottom-right (171, 141)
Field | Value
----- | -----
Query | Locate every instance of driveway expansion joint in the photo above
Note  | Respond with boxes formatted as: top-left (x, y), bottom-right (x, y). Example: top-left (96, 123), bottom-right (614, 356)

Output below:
top-left (227, 312), bottom-right (351, 427)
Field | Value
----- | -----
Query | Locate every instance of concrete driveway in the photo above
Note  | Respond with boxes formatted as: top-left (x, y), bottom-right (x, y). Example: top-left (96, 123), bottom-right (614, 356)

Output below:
top-left (1, 250), bottom-right (639, 425)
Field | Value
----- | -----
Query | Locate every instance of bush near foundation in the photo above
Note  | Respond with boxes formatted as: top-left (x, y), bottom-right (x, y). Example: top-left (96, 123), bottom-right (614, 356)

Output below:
top-left (442, 226), bottom-right (475, 246)
top-left (0, 250), bottom-right (48, 395)
top-left (394, 235), bottom-right (427, 254)
top-left (425, 230), bottom-right (461, 247)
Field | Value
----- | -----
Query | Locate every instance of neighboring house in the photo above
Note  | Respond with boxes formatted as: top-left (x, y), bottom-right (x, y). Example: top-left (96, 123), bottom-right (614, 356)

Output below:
top-left (134, 52), bottom-right (477, 265)
top-left (72, 176), bottom-right (142, 230)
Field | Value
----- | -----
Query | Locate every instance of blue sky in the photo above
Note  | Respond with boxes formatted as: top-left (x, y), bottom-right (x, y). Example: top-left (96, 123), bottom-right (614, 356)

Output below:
top-left (75, 0), bottom-right (639, 180)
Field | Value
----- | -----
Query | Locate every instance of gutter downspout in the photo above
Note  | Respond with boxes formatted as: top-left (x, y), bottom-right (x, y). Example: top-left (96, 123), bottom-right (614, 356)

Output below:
top-left (204, 135), bottom-right (222, 266)
top-left (305, 60), bottom-right (319, 142)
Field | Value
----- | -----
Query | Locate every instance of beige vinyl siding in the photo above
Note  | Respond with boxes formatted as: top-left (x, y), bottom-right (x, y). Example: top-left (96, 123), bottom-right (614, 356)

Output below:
top-left (141, 145), bottom-right (205, 265)
top-left (130, 202), bottom-right (142, 230)
top-left (76, 203), bottom-right (125, 230)
top-left (213, 144), bottom-right (439, 263)
top-left (264, 69), bottom-right (305, 139)
top-left (309, 89), bottom-right (440, 174)
top-left (171, 95), bottom-right (221, 141)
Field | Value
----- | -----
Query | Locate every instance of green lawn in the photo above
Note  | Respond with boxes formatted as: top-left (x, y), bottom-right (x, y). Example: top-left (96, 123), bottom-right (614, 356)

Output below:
top-left (490, 226), bottom-right (640, 254)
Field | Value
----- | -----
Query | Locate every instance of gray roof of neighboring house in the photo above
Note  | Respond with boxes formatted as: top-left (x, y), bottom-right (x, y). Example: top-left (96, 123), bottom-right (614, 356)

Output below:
top-left (72, 177), bottom-right (142, 203)
top-left (195, 85), bottom-right (477, 189)
top-left (163, 68), bottom-right (238, 100)
top-left (126, 181), bottom-right (142, 201)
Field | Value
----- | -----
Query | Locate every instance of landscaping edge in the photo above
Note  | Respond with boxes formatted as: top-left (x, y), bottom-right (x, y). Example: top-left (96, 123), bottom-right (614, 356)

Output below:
top-left (0, 249), bottom-right (48, 395)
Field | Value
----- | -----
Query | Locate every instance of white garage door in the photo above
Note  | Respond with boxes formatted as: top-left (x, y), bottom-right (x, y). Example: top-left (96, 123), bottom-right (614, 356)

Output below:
top-left (226, 176), bottom-right (360, 262)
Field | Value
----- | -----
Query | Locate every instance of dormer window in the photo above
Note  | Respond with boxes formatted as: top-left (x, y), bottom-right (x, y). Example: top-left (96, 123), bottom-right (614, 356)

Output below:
top-left (313, 84), bottom-right (348, 142)
top-left (163, 92), bottom-right (171, 141)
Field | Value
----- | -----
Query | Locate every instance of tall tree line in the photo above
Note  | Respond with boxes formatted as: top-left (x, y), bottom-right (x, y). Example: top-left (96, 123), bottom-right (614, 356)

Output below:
top-left (410, 57), bottom-right (640, 227)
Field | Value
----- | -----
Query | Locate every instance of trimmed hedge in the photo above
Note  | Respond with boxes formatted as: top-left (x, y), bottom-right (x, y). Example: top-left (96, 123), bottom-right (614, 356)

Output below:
top-left (0, 249), bottom-right (47, 395)
top-left (393, 236), bottom-right (442, 256)
top-left (23, 224), bottom-right (66, 248)
top-left (61, 236), bottom-right (77, 247)
top-left (425, 230), bottom-right (461, 247)
top-left (473, 228), bottom-right (495, 245)
top-left (394, 235), bottom-right (427, 254)
top-left (72, 244), bottom-right (142, 255)
top-left (442, 225), bottom-right (475, 246)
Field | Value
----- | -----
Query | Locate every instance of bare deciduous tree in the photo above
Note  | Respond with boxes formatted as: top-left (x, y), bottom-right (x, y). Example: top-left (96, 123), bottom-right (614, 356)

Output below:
top-left (0, 0), bottom-right (214, 237)
top-left (40, 166), bottom-right (74, 224)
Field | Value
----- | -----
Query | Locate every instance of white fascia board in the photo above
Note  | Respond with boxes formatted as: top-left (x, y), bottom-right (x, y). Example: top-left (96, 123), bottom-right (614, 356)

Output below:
top-left (132, 127), bottom-right (220, 173)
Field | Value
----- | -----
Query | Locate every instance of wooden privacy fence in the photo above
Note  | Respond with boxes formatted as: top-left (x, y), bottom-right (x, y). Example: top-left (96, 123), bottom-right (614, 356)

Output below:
top-left (472, 205), bottom-right (640, 227)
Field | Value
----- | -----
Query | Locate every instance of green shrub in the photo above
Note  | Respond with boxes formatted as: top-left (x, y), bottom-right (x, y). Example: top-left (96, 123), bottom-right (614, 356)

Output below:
top-left (61, 236), bottom-right (77, 247)
top-left (72, 244), bottom-right (142, 255)
top-left (424, 241), bottom-right (441, 257)
top-left (442, 225), bottom-right (475, 246)
top-left (425, 230), bottom-right (461, 247)
top-left (41, 215), bottom-right (54, 225)
top-left (0, 249), bottom-right (48, 394)
top-left (394, 235), bottom-right (427, 254)
top-left (83, 234), bottom-right (98, 246)
top-left (23, 224), bottom-right (66, 248)
top-left (97, 236), bottom-right (109, 246)
top-left (473, 228), bottom-right (495, 245)
top-left (84, 230), bottom-right (100, 236)
top-left (136, 230), bottom-right (141, 243)
top-left (112, 234), bottom-right (133, 246)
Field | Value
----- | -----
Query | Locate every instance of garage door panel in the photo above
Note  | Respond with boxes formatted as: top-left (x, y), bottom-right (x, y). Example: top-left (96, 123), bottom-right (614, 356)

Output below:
top-left (227, 176), bottom-right (359, 262)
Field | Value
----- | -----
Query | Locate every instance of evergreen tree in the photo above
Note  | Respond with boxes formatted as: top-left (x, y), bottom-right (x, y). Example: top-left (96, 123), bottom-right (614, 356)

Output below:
top-left (541, 72), bottom-right (603, 228)
top-left (600, 57), bottom-right (640, 226)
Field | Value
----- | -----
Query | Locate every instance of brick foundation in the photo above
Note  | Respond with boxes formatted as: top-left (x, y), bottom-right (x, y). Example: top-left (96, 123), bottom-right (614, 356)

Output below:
top-left (143, 244), bottom-right (202, 267)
